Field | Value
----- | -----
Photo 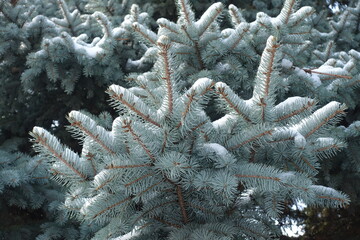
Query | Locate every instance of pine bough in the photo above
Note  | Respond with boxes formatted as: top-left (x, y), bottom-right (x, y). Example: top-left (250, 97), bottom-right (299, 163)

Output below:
top-left (31, 21), bottom-right (350, 240)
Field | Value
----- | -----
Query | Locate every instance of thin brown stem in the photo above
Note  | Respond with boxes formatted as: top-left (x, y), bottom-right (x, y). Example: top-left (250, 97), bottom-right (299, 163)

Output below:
top-left (158, 41), bottom-right (174, 116)
top-left (216, 86), bottom-right (252, 123)
top-left (303, 69), bottom-right (352, 80)
top-left (198, 5), bottom-right (222, 37)
top-left (92, 196), bottom-right (133, 219)
top-left (106, 163), bottom-right (152, 169)
top-left (33, 133), bottom-right (87, 180)
top-left (69, 119), bottom-right (115, 155)
top-left (125, 173), bottom-right (155, 187)
top-left (123, 120), bottom-right (157, 162)
top-left (108, 90), bottom-right (161, 127)
top-left (230, 26), bottom-right (249, 50)
top-left (235, 174), bottom-right (280, 181)
top-left (179, 0), bottom-right (191, 23)
top-left (305, 109), bottom-right (344, 138)
top-left (176, 185), bottom-right (188, 223)
top-left (284, 0), bottom-right (295, 24)
top-left (153, 216), bottom-right (182, 228)
top-left (181, 26), bottom-right (205, 69)
top-left (274, 101), bottom-right (315, 122)
top-left (229, 130), bottom-right (273, 150)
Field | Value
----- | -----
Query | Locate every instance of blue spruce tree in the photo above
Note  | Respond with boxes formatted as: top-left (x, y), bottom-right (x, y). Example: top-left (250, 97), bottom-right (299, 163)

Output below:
top-left (0, 0), bottom-right (148, 238)
top-left (30, 1), bottom-right (355, 239)
top-left (2, 0), bottom-right (360, 239)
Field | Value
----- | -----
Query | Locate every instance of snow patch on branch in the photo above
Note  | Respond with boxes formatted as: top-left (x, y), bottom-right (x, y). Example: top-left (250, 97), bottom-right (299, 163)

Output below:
top-left (289, 127), bottom-right (307, 148)
top-left (203, 143), bottom-right (228, 156)
top-left (281, 59), bottom-right (293, 69)
top-left (73, 41), bottom-right (103, 58)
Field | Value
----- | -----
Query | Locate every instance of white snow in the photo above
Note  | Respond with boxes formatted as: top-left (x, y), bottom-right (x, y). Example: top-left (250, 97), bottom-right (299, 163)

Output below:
top-left (215, 63), bottom-right (232, 72)
top-left (239, 188), bottom-right (255, 204)
top-left (191, 78), bottom-right (212, 90)
top-left (203, 143), bottom-right (228, 156)
top-left (73, 42), bottom-right (103, 58)
top-left (294, 134), bottom-right (306, 148)
top-left (51, 120), bottom-right (59, 128)
top-left (349, 49), bottom-right (360, 59)
top-left (129, 87), bottom-right (147, 97)
top-left (278, 172), bottom-right (296, 181)
top-left (109, 85), bottom-right (140, 103)
top-left (294, 67), bottom-right (321, 88)
top-left (348, 121), bottom-right (360, 131)
top-left (316, 101), bottom-right (340, 115)
top-left (221, 28), bottom-right (234, 38)
top-left (291, 6), bottom-right (314, 22)
top-left (114, 228), bottom-right (140, 240)
top-left (276, 96), bottom-right (303, 108)
top-left (256, 12), bottom-right (272, 26)
top-left (126, 58), bottom-right (144, 70)
top-left (345, 121), bottom-right (360, 135)
top-left (316, 137), bottom-right (335, 145)
top-left (316, 65), bottom-right (338, 72)
top-left (289, 127), bottom-right (307, 148)
top-left (212, 114), bottom-right (236, 130)
top-left (326, 83), bottom-right (337, 92)
top-left (310, 74), bottom-right (321, 88)
top-left (281, 59), bottom-right (293, 69)
top-left (113, 27), bottom-right (127, 36)
top-left (294, 67), bottom-right (307, 78)
top-left (271, 16), bottom-right (282, 28)
top-left (315, 62), bottom-right (349, 79)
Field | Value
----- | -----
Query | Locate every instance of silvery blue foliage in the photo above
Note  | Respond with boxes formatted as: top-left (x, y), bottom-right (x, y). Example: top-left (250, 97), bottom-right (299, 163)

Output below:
top-left (2, 0), bottom-right (360, 239)
top-left (30, 1), bottom-right (356, 239)
top-left (21, 0), bottom-right (152, 95)
top-left (0, 138), bottom-right (79, 240)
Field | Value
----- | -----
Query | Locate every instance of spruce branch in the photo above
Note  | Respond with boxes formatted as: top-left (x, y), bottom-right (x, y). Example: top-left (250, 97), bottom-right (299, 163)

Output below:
top-left (176, 0), bottom-right (195, 24)
top-left (303, 68), bottom-right (352, 79)
top-left (90, 195), bottom-right (133, 220)
top-left (228, 4), bottom-right (246, 26)
top-left (180, 25), bottom-right (205, 69)
top-left (177, 78), bottom-right (214, 128)
top-left (124, 173), bottom-right (156, 188)
top-left (176, 185), bottom-right (188, 223)
top-left (252, 36), bottom-right (279, 100)
top-left (228, 128), bottom-right (273, 150)
top-left (228, 23), bottom-right (250, 51)
top-left (196, 2), bottom-right (223, 37)
top-left (66, 111), bottom-right (115, 155)
top-left (273, 97), bottom-right (316, 122)
top-left (22, 1), bottom-right (357, 238)
top-left (132, 22), bottom-right (157, 45)
top-left (157, 35), bottom-right (174, 118)
top-left (30, 127), bottom-right (89, 181)
top-left (122, 119), bottom-right (157, 162)
top-left (158, 18), bottom-right (180, 34)
top-left (105, 163), bottom-right (152, 169)
top-left (215, 82), bottom-right (252, 123)
top-left (295, 101), bottom-right (346, 138)
top-left (107, 85), bottom-right (161, 127)
top-left (299, 156), bottom-right (317, 172)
